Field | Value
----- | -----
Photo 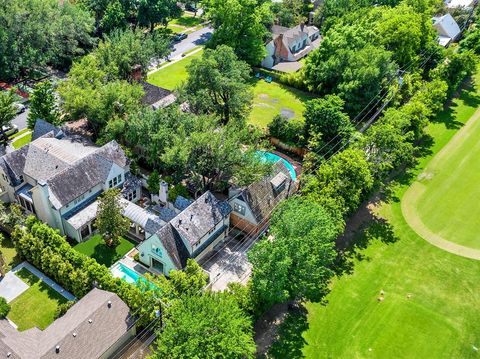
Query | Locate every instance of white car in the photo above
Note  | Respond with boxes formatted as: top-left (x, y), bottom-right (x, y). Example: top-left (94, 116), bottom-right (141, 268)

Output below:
top-left (3, 124), bottom-right (18, 136)
top-left (15, 103), bottom-right (26, 114)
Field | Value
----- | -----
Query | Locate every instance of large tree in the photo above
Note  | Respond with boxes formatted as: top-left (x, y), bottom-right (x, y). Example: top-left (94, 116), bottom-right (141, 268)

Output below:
top-left (0, 0), bottom-right (94, 81)
top-left (249, 197), bottom-right (339, 308)
top-left (205, 0), bottom-right (269, 65)
top-left (182, 45), bottom-right (253, 124)
top-left (0, 91), bottom-right (17, 144)
top-left (137, 0), bottom-right (182, 32)
top-left (151, 292), bottom-right (256, 359)
top-left (95, 188), bottom-right (130, 247)
top-left (304, 95), bottom-right (354, 157)
top-left (28, 81), bottom-right (59, 129)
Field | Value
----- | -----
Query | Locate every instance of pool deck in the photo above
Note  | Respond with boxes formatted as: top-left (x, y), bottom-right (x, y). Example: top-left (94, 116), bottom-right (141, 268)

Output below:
top-left (271, 150), bottom-right (302, 179)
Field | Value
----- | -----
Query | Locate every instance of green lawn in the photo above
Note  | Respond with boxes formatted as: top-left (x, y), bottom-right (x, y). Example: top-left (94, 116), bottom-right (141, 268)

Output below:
top-left (8, 268), bottom-right (68, 331)
top-left (12, 133), bottom-right (32, 149)
top-left (402, 73), bottom-right (480, 249)
top-left (270, 67), bottom-right (480, 358)
top-left (1, 233), bottom-right (20, 272)
top-left (8, 128), bottom-right (30, 140)
top-left (249, 79), bottom-right (314, 128)
top-left (170, 14), bottom-right (204, 28)
top-left (147, 51), bottom-right (203, 91)
top-left (147, 52), bottom-right (312, 128)
top-left (73, 234), bottom-right (135, 267)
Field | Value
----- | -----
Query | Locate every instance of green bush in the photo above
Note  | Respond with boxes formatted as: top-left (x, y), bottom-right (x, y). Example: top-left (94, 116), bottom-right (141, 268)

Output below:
top-left (133, 253), bottom-right (140, 262)
top-left (268, 115), bottom-right (305, 147)
top-left (168, 184), bottom-right (190, 203)
top-left (0, 297), bottom-right (10, 318)
top-left (54, 300), bottom-right (75, 319)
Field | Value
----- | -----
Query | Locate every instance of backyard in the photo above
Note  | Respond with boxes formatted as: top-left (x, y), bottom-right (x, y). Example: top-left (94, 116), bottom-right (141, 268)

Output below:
top-left (8, 268), bottom-right (69, 331)
top-left (269, 68), bottom-right (480, 358)
top-left (73, 234), bottom-right (135, 267)
top-left (147, 52), bottom-right (312, 128)
top-left (0, 233), bottom-right (20, 271)
top-left (167, 13), bottom-right (205, 34)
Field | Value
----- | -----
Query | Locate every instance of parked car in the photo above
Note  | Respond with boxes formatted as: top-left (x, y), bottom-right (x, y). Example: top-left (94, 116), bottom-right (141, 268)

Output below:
top-left (2, 124), bottom-right (18, 136)
top-left (15, 103), bottom-right (26, 114)
top-left (173, 33), bottom-right (188, 42)
top-left (185, 4), bottom-right (197, 12)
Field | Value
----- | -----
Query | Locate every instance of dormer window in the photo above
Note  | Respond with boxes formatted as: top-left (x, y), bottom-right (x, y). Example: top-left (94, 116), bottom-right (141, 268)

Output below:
top-left (19, 175), bottom-right (24, 183)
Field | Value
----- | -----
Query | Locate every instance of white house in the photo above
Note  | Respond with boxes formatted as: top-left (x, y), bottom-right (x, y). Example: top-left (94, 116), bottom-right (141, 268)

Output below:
top-left (261, 24), bottom-right (321, 72)
top-left (433, 13), bottom-right (462, 47)
top-left (444, 0), bottom-right (477, 8)
top-left (137, 191), bottom-right (232, 275)
top-left (0, 120), bottom-right (142, 242)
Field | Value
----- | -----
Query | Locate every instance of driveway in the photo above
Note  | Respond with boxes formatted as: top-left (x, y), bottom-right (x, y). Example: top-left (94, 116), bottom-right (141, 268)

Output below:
top-left (12, 108), bottom-right (28, 130)
top-left (199, 230), bottom-right (255, 292)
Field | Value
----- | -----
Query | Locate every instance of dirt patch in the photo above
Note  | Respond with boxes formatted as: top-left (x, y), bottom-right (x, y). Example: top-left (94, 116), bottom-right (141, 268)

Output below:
top-left (258, 93), bottom-right (270, 100)
top-left (254, 302), bottom-right (289, 356)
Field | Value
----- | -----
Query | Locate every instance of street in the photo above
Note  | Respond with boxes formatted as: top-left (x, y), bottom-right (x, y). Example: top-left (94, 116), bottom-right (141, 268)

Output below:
top-left (12, 108), bottom-right (28, 130)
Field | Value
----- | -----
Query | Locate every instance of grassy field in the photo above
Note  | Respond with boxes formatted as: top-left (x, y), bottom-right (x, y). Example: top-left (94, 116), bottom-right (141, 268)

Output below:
top-left (12, 133), bottom-right (32, 149)
top-left (73, 234), bottom-right (135, 267)
top-left (147, 52), bottom-right (312, 128)
top-left (250, 79), bottom-right (313, 128)
top-left (8, 268), bottom-right (68, 331)
top-left (269, 68), bottom-right (480, 358)
top-left (1, 233), bottom-right (20, 272)
top-left (147, 51), bottom-right (203, 91)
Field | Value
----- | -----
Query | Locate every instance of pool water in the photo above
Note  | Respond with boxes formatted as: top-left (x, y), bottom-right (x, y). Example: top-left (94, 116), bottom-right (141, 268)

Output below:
top-left (256, 151), bottom-right (297, 181)
top-left (111, 263), bottom-right (156, 289)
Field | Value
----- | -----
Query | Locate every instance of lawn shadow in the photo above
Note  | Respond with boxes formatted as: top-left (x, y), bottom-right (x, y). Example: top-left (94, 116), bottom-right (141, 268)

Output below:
top-left (92, 243), bottom-right (119, 268)
top-left (266, 303), bottom-right (309, 359)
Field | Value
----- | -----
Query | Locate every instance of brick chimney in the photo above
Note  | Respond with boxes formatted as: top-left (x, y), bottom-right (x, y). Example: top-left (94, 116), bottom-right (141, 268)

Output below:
top-left (131, 64), bottom-right (142, 82)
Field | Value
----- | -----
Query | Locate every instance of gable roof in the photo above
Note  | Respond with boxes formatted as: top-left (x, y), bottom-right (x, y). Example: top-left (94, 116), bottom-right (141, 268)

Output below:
top-left (0, 288), bottom-right (133, 359)
top-left (31, 119), bottom-right (61, 141)
top-left (239, 161), bottom-right (294, 224)
top-left (170, 191), bottom-right (232, 246)
top-left (0, 145), bottom-right (30, 186)
top-left (155, 223), bottom-right (190, 269)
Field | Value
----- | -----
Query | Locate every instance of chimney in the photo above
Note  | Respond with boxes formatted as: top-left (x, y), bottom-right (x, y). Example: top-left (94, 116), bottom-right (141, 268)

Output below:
top-left (107, 300), bottom-right (112, 308)
top-left (131, 64), bottom-right (142, 82)
top-left (159, 181), bottom-right (168, 204)
top-left (55, 346), bottom-right (60, 354)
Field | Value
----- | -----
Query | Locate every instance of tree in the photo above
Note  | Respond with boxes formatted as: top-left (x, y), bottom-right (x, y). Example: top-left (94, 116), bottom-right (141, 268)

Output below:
top-left (304, 95), bottom-right (354, 157)
top-left (151, 292), bottom-right (256, 359)
top-left (205, 0), bottom-right (269, 65)
top-left (28, 81), bottom-right (59, 129)
top-left (95, 188), bottom-right (130, 247)
top-left (248, 197), bottom-right (338, 308)
top-left (147, 171), bottom-right (160, 194)
top-left (303, 148), bottom-right (373, 218)
top-left (0, 297), bottom-right (10, 319)
top-left (0, 90), bottom-right (17, 144)
top-left (182, 45), bottom-right (253, 124)
top-left (460, 28), bottom-right (480, 55)
top-left (271, 0), bottom-right (307, 28)
top-left (100, 0), bottom-right (128, 33)
top-left (137, 0), bottom-right (182, 32)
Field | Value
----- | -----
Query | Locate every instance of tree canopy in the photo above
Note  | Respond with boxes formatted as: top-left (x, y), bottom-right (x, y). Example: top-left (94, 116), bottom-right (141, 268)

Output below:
top-left (28, 81), bottom-right (60, 129)
top-left (95, 188), bottom-right (130, 247)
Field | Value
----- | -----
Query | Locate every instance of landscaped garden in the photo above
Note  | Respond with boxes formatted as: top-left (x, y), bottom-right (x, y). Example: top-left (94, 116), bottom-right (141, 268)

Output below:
top-left (73, 234), bottom-right (135, 267)
top-left (269, 67), bottom-right (480, 358)
top-left (8, 268), bottom-right (68, 331)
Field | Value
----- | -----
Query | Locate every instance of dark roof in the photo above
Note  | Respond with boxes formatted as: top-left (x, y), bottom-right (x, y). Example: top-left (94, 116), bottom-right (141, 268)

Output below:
top-left (152, 205), bottom-right (178, 222)
top-left (0, 288), bottom-right (133, 359)
top-left (31, 119), bottom-right (61, 141)
top-left (94, 140), bottom-right (129, 168)
top-left (240, 161), bottom-right (294, 224)
top-left (140, 81), bottom-right (173, 107)
top-left (156, 223), bottom-right (190, 269)
top-left (0, 145), bottom-right (29, 186)
top-left (174, 196), bottom-right (193, 211)
top-left (170, 191), bottom-right (232, 246)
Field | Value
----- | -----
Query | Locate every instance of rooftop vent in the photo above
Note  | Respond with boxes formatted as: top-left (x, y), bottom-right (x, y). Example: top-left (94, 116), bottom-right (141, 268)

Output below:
top-left (107, 300), bottom-right (112, 308)
top-left (55, 346), bottom-right (60, 354)
top-left (88, 319), bottom-right (93, 324)
top-left (7, 353), bottom-right (11, 358)
top-left (190, 214), bottom-right (194, 221)
top-left (178, 219), bottom-right (182, 226)
top-left (72, 332), bottom-right (77, 337)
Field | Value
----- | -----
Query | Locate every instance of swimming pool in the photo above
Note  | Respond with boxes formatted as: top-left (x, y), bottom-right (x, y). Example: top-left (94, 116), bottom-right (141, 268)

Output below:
top-left (256, 151), bottom-right (297, 181)
top-left (111, 263), bottom-right (156, 289)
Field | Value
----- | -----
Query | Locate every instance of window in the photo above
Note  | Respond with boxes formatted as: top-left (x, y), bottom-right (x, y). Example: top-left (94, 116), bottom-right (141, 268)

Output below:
top-left (127, 190), bottom-right (137, 202)
top-left (151, 258), bottom-right (164, 273)
top-left (152, 245), bottom-right (162, 257)
top-left (233, 202), bottom-right (246, 216)
top-left (18, 175), bottom-right (24, 183)
top-left (109, 180), bottom-right (113, 188)
top-left (117, 174), bottom-right (122, 184)
top-left (113, 177), bottom-right (118, 186)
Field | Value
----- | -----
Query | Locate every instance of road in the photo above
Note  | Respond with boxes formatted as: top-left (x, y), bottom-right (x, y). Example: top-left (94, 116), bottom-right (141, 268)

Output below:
top-left (150, 25), bottom-right (213, 69)
top-left (12, 108), bottom-right (28, 130)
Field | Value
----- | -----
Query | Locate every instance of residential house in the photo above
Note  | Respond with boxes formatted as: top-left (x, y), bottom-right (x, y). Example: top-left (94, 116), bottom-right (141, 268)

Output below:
top-left (261, 24), bottom-right (321, 72)
top-left (229, 161), bottom-right (295, 235)
top-left (137, 191), bottom-right (232, 275)
top-left (0, 120), bottom-right (142, 242)
top-left (433, 13), bottom-right (461, 46)
top-left (444, 0), bottom-right (477, 8)
top-left (0, 288), bottom-right (136, 359)
top-left (140, 81), bottom-right (177, 110)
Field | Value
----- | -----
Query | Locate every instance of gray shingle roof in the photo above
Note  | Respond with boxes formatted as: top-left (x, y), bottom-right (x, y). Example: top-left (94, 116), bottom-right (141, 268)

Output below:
top-left (0, 288), bottom-right (134, 359)
top-left (0, 145), bottom-right (29, 186)
top-left (174, 196), bottom-right (194, 211)
top-left (170, 191), bottom-right (232, 246)
top-left (240, 161), bottom-right (294, 224)
top-left (31, 119), bottom-right (61, 141)
top-left (140, 81), bottom-right (173, 107)
top-left (156, 223), bottom-right (190, 269)
top-left (152, 205), bottom-right (178, 222)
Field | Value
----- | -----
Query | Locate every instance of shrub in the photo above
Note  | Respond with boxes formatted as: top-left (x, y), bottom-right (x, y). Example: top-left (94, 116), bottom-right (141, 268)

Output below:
top-left (168, 184), bottom-right (190, 203)
top-left (268, 115), bottom-right (305, 146)
top-left (54, 301), bottom-right (75, 319)
top-left (0, 297), bottom-right (10, 318)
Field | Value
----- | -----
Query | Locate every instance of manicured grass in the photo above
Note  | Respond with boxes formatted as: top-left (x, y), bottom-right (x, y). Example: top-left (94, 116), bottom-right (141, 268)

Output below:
top-left (0, 233), bottom-right (20, 272)
top-left (12, 133), bottom-right (32, 149)
top-left (402, 72), bottom-right (480, 250)
top-left (270, 67), bottom-right (480, 358)
top-left (147, 50), bottom-right (203, 91)
top-left (73, 234), bottom-right (135, 267)
top-left (249, 79), bottom-right (314, 128)
top-left (170, 14), bottom-right (204, 28)
top-left (8, 268), bottom-right (68, 331)
top-left (8, 128), bottom-right (30, 140)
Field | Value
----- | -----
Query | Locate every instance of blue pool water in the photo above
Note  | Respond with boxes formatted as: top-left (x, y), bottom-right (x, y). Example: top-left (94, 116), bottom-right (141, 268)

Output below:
top-left (256, 151), bottom-right (297, 181)
top-left (111, 263), bottom-right (156, 289)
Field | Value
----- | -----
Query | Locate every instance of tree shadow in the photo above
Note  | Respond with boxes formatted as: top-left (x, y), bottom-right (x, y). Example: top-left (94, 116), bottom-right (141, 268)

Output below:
top-left (266, 303), bottom-right (309, 359)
